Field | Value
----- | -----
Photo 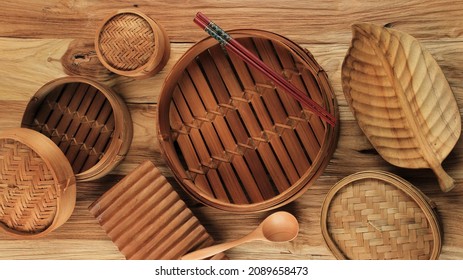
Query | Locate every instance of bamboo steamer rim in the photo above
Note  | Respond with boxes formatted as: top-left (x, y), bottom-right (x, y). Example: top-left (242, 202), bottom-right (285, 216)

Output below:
top-left (0, 128), bottom-right (76, 238)
top-left (158, 29), bottom-right (338, 212)
top-left (95, 9), bottom-right (171, 78)
top-left (320, 170), bottom-right (442, 260)
top-left (21, 76), bottom-right (133, 182)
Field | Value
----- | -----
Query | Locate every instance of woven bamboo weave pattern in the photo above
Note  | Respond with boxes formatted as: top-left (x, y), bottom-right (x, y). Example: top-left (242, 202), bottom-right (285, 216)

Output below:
top-left (98, 13), bottom-right (155, 71)
top-left (159, 30), bottom-right (337, 212)
top-left (324, 177), bottom-right (438, 260)
top-left (89, 161), bottom-right (226, 260)
top-left (0, 138), bottom-right (57, 233)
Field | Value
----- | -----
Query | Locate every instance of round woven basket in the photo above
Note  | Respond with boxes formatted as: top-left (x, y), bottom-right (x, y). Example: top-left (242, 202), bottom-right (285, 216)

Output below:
top-left (321, 171), bottom-right (442, 260)
top-left (95, 10), bottom-right (170, 78)
top-left (21, 76), bottom-right (133, 181)
top-left (158, 29), bottom-right (338, 212)
top-left (0, 128), bottom-right (76, 238)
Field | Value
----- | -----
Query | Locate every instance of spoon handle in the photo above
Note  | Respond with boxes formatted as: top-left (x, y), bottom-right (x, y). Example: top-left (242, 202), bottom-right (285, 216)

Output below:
top-left (181, 235), bottom-right (254, 260)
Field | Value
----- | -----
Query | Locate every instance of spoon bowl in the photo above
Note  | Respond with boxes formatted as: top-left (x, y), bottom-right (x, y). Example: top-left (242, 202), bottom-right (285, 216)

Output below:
top-left (181, 211), bottom-right (299, 260)
top-left (261, 211), bottom-right (299, 242)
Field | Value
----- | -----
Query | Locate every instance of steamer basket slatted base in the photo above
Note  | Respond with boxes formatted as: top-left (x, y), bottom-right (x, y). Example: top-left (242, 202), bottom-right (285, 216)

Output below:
top-left (89, 161), bottom-right (227, 260)
top-left (158, 29), bottom-right (338, 212)
top-left (321, 171), bottom-right (442, 260)
top-left (21, 76), bottom-right (133, 182)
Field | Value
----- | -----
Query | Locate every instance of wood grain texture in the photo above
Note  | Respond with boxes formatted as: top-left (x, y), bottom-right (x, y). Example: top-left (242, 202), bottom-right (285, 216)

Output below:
top-left (0, 0), bottom-right (462, 260)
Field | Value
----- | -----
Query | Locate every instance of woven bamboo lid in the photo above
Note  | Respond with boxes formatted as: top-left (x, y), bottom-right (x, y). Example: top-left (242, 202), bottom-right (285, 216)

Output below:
top-left (95, 10), bottom-right (170, 78)
top-left (158, 29), bottom-right (338, 212)
top-left (89, 161), bottom-right (227, 260)
top-left (21, 76), bottom-right (133, 181)
top-left (0, 128), bottom-right (76, 238)
top-left (321, 171), bottom-right (442, 260)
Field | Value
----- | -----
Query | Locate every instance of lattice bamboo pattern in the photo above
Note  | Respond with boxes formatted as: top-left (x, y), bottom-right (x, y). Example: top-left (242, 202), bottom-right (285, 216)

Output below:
top-left (0, 128), bottom-right (76, 238)
top-left (321, 171), bottom-right (442, 260)
top-left (158, 30), bottom-right (338, 212)
top-left (21, 77), bottom-right (133, 182)
top-left (95, 10), bottom-right (170, 78)
top-left (89, 161), bottom-right (226, 260)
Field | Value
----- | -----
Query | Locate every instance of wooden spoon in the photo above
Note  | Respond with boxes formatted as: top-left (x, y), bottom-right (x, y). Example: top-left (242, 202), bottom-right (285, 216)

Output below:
top-left (180, 211), bottom-right (299, 260)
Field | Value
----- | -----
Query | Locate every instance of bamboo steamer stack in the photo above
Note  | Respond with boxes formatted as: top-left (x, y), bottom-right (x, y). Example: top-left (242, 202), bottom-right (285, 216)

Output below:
top-left (158, 29), bottom-right (338, 212)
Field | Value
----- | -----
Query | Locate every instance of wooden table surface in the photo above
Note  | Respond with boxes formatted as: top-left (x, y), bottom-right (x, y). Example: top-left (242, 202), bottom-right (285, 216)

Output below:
top-left (0, 0), bottom-right (462, 260)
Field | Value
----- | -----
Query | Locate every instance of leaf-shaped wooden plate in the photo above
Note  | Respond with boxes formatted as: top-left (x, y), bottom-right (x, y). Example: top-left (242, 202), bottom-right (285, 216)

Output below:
top-left (342, 23), bottom-right (461, 192)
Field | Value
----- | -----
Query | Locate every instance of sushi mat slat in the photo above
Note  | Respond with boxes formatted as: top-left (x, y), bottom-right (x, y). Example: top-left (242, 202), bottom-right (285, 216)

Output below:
top-left (88, 160), bottom-right (227, 260)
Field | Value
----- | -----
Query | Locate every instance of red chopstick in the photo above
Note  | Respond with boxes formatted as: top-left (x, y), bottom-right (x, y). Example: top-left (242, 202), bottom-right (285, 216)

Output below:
top-left (193, 12), bottom-right (336, 127)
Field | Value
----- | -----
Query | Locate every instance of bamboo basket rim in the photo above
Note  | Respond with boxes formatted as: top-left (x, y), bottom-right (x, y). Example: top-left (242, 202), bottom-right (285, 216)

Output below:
top-left (0, 128), bottom-right (76, 238)
top-left (320, 170), bottom-right (442, 260)
top-left (158, 29), bottom-right (339, 212)
top-left (21, 76), bottom-right (133, 181)
top-left (94, 9), bottom-right (170, 78)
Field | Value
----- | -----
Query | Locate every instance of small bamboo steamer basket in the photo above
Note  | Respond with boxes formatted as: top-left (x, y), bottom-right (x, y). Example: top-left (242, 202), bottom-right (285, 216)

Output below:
top-left (21, 76), bottom-right (133, 182)
top-left (321, 171), bottom-right (442, 260)
top-left (0, 128), bottom-right (76, 238)
top-left (158, 29), bottom-right (338, 212)
top-left (95, 9), bottom-right (170, 78)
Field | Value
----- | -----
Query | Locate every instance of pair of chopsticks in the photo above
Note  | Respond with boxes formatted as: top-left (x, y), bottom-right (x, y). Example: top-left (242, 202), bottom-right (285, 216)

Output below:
top-left (193, 12), bottom-right (336, 127)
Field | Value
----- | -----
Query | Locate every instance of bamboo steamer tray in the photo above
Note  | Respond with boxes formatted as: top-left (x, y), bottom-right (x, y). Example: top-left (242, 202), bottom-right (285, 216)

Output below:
top-left (21, 76), bottom-right (133, 182)
top-left (89, 161), bottom-right (227, 260)
top-left (321, 171), bottom-right (442, 260)
top-left (158, 29), bottom-right (338, 212)
top-left (95, 9), bottom-right (170, 78)
top-left (0, 128), bottom-right (76, 238)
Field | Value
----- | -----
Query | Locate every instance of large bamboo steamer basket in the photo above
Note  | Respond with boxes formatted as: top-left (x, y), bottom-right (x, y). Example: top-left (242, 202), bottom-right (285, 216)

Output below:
top-left (321, 171), bottom-right (442, 260)
top-left (0, 128), bottom-right (76, 238)
top-left (95, 10), bottom-right (170, 79)
top-left (21, 76), bottom-right (133, 182)
top-left (158, 29), bottom-right (338, 212)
